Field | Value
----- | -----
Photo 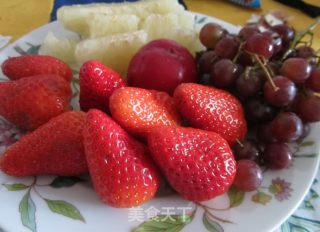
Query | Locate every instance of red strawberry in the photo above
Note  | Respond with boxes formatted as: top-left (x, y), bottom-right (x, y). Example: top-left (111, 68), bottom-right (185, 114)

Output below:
top-left (1, 54), bottom-right (73, 81)
top-left (173, 83), bottom-right (247, 145)
top-left (109, 87), bottom-right (182, 138)
top-left (0, 74), bottom-right (71, 131)
top-left (148, 126), bottom-right (236, 201)
top-left (0, 111), bottom-right (87, 176)
top-left (79, 60), bottom-right (126, 112)
top-left (83, 109), bottom-right (160, 207)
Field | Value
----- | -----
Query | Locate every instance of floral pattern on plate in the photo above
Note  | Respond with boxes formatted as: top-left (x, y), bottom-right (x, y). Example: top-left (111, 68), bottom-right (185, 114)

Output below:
top-left (0, 14), bottom-right (319, 232)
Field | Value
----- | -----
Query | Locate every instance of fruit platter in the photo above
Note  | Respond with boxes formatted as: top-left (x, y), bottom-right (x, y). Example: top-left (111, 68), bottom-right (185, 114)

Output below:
top-left (0, 0), bottom-right (319, 232)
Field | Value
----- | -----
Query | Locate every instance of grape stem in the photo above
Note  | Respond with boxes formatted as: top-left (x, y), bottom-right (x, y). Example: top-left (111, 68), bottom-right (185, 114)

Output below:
top-left (254, 55), bottom-right (279, 92)
top-left (236, 138), bottom-right (244, 148)
top-left (232, 42), bottom-right (245, 63)
top-left (314, 92), bottom-right (320, 98)
top-left (282, 18), bottom-right (320, 60)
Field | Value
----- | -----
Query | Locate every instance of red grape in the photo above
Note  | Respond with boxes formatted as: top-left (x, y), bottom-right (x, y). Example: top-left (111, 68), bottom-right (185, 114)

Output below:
top-left (267, 61), bottom-right (281, 76)
top-left (296, 45), bottom-right (316, 59)
top-left (239, 25), bottom-right (260, 40)
top-left (233, 140), bottom-right (261, 162)
top-left (300, 123), bottom-right (311, 139)
top-left (199, 22), bottom-right (226, 49)
top-left (244, 33), bottom-right (274, 59)
top-left (271, 25), bottom-right (295, 45)
top-left (280, 58), bottom-right (312, 83)
top-left (245, 98), bottom-right (275, 123)
top-left (306, 68), bottom-right (320, 92)
top-left (295, 95), bottom-right (320, 122)
top-left (198, 50), bottom-right (219, 75)
top-left (263, 75), bottom-right (297, 107)
top-left (262, 31), bottom-right (283, 55)
top-left (214, 35), bottom-right (240, 60)
top-left (263, 143), bottom-right (293, 169)
top-left (236, 70), bottom-right (263, 98)
top-left (256, 122), bottom-right (277, 144)
top-left (211, 59), bottom-right (241, 88)
top-left (237, 51), bottom-right (254, 66)
top-left (271, 112), bottom-right (303, 142)
top-left (233, 160), bottom-right (263, 192)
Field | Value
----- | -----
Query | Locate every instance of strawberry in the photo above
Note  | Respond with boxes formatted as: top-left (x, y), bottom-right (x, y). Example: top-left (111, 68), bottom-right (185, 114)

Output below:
top-left (0, 111), bottom-right (87, 176)
top-left (0, 74), bottom-right (71, 131)
top-left (148, 126), bottom-right (236, 201)
top-left (173, 83), bottom-right (247, 145)
top-left (83, 109), bottom-right (160, 207)
top-left (79, 60), bottom-right (126, 113)
top-left (1, 54), bottom-right (73, 81)
top-left (109, 87), bottom-right (182, 138)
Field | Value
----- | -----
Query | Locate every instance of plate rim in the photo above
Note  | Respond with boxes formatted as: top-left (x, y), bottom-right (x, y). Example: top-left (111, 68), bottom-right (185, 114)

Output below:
top-left (0, 11), bottom-right (319, 232)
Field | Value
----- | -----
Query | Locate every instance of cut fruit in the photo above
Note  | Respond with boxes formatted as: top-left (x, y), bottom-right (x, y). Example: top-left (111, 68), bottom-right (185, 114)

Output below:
top-left (87, 14), bottom-right (140, 38)
top-left (75, 30), bottom-right (148, 77)
top-left (141, 12), bottom-right (204, 54)
top-left (39, 32), bottom-right (79, 65)
top-left (160, 28), bottom-right (204, 55)
top-left (141, 11), bottom-right (195, 35)
top-left (57, 0), bottom-right (184, 35)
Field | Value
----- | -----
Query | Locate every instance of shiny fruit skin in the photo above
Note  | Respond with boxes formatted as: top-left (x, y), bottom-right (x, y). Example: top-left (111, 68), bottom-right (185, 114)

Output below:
top-left (244, 33), bottom-right (274, 59)
top-left (0, 111), bottom-right (87, 177)
top-left (271, 112), bottom-right (303, 142)
top-left (263, 75), bottom-right (297, 107)
top-left (263, 143), bottom-right (293, 169)
top-left (199, 22), bottom-right (226, 49)
top-left (211, 59), bottom-right (241, 88)
top-left (295, 95), bottom-right (320, 123)
top-left (0, 74), bottom-right (71, 131)
top-left (83, 109), bottom-right (160, 207)
top-left (1, 54), bottom-right (73, 81)
top-left (148, 126), bottom-right (236, 201)
top-left (127, 39), bottom-right (196, 94)
top-left (233, 160), bottom-right (263, 192)
top-left (173, 83), bottom-right (247, 145)
top-left (306, 68), bottom-right (320, 92)
top-left (214, 35), bottom-right (240, 60)
top-left (280, 58), bottom-right (312, 83)
top-left (109, 87), bottom-right (182, 138)
top-left (79, 60), bottom-right (126, 113)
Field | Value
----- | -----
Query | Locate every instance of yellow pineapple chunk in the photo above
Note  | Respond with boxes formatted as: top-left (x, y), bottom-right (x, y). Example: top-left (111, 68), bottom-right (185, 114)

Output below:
top-left (75, 30), bottom-right (148, 77)
top-left (87, 14), bottom-right (140, 38)
top-left (39, 31), bottom-right (79, 65)
top-left (57, 0), bottom-right (184, 35)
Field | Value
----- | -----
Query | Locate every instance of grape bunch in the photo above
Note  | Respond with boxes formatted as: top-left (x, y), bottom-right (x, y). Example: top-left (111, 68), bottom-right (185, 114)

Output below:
top-left (197, 20), bottom-right (320, 192)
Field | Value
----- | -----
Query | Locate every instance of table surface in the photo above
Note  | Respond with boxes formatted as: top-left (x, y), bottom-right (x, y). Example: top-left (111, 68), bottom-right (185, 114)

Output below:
top-left (0, 1), bottom-right (319, 232)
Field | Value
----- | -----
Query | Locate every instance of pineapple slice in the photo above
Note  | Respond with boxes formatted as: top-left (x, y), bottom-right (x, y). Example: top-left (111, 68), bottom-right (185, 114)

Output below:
top-left (168, 28), bottom-right (205, 55)
top-left (57, 0), bottom-right (184, 35)
top-left (141, 11), bottom-right (195, 35)
top-left (75, 30), bottom-right (148, 77)
top-left (141, 12), bottom-right (204, 54)
top-left (39, 32), bottom-right (79, 65)
top-left (87, 14), bottom-right (140, 38)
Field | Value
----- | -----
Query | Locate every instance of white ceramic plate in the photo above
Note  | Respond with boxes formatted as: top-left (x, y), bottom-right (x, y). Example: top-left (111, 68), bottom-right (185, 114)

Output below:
top-left (0, 13), bottom-right (319, 232)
